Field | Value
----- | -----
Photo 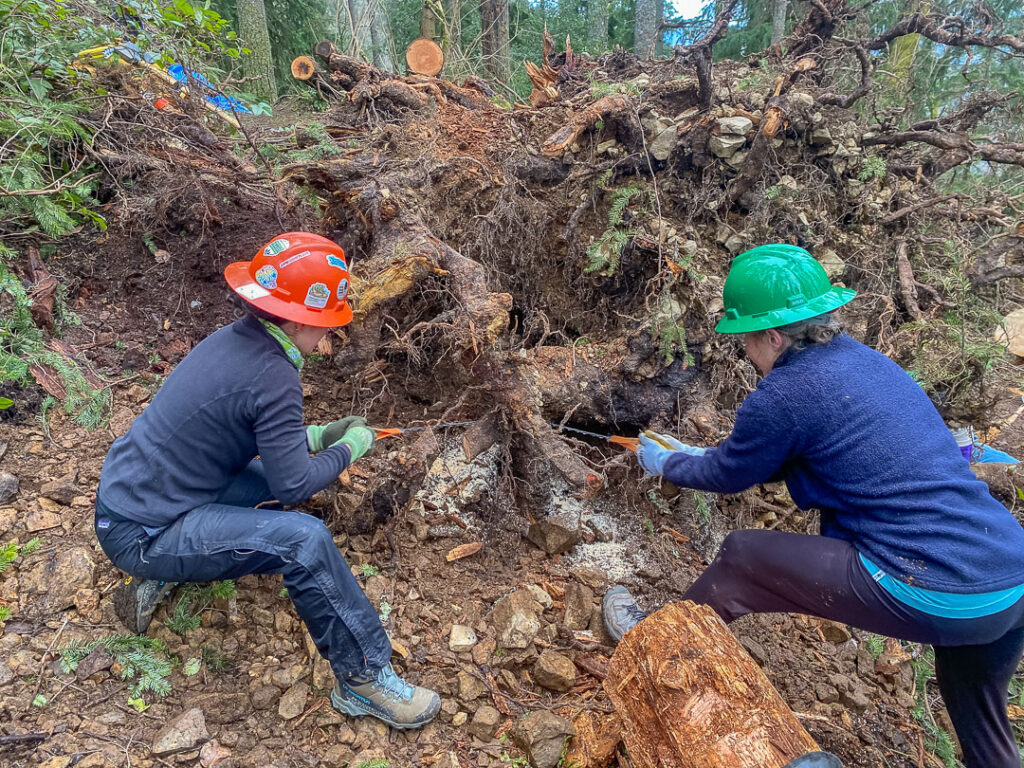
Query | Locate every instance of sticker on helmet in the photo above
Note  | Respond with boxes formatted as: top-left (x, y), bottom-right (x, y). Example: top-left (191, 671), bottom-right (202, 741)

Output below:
top-left (263, 238), bottom-right (290, 257)
top-left (304, 282), bottom-right (330, 309)
top-left (336, 278), bottom-right (349, 300)
top-left (326, 255), bottom-right (348, 270)
top-left (279, 250), bottom-right (311, 269)
top-left (254, 265), bottom-right (278, 290)
top-left (236, 283), bottom-right (270, 300)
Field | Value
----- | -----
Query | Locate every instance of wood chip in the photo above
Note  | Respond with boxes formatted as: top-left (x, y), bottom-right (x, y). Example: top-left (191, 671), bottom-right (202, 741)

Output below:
top-left (445, 542), bottom-right (482, 562)
top-left (390, 639), bottom-right (410, 659)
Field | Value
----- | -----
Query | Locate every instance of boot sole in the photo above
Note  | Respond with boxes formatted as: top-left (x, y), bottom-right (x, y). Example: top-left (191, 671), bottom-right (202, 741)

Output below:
top-left (113, 579), bottom-right (175, 634)
top-left (330, 690), bottom-right (440, 730)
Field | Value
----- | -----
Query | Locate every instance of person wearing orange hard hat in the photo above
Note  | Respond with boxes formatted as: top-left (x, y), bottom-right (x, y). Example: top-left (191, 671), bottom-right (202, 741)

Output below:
top-left (94, 233), bottom-right (440, 730)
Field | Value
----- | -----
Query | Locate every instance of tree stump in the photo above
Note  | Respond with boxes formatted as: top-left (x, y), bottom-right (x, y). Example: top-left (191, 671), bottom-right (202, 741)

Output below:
top-left (405, 38), bottom-right (444, 77)
top-left (604, 601), bottom-right (821, 768)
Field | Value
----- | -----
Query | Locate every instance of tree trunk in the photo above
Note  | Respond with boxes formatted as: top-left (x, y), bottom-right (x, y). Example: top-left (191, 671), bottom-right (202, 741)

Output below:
top-left (588, 0), bottom-right (608, 52)
top-left (443, 0), bottom-right (463, 67)
top-left (346, 0), bottom-right (375, 63)
top-left (634, 0), bottom-right (658, 57)
top-left (370, 3), bottom-right (396, 71)
top-left (479, 0), bottom-right (510, 83)
top-left (604, 601), bottom-right (823, 767)
top-left (236, 0), bottom-right (277, 102)
top-left (771, 0), bottom-right (788, 46)
top-left (421, 0), bottom-right (437, 39)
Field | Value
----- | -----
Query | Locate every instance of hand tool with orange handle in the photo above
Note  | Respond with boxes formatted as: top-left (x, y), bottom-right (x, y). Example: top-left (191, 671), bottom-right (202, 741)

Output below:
top-left (548, 422), bottom-right (678, 452)
top-left (373, 421), bottom-right (476, 441)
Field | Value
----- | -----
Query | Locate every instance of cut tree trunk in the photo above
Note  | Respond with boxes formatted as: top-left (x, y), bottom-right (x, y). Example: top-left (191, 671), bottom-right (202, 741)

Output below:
top-left (406, 38), bottom-right (445, 76)
top-left (604, 601), bottom-right (821, 767)
top-left (291, 56), bottom-right (319, 81)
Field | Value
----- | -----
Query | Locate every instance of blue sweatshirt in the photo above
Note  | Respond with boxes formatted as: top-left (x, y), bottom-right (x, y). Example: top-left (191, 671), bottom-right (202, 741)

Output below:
top-left (98, 316), bottom-right (350, 527)
top-left (664, 334), bottom-right (1024, 593)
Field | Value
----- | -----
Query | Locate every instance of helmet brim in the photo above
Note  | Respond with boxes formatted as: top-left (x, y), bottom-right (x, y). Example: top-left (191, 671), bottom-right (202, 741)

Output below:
top-left (714, 286), bottom-right (856, 334)
top-left (224, 261), bottom-right (354, 328)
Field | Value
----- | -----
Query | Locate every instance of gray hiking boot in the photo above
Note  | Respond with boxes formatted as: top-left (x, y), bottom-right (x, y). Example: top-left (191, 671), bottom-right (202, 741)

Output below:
top-left (113, 577), bottom-right (176, 634)
top-left (331, 663), bottom-right (441, 730)
top-left (603, 585), bottom-right (648, 643)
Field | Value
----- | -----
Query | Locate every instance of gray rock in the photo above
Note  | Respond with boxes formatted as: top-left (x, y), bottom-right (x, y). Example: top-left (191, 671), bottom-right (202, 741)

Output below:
top-left (839, 685), bottom-right (871, 712)
top-left (490, 589), bottom-right (542, 649)
top-left (724, 234), bottom-right (746, 255)
top-left (525, 584), bottom-right (553, 610)
top-left (449, 624), bottom-right (478, 653)
top-left (717, 116), bottom-right (753, 136)
top-left (820, 620), bottom-right (851, 644)
top-left (199, 740), bottom-right (232, 767)
top-left (512, 711), bottom-right (575, 768)
top-left (789, 91), bottom-right (814, 110)
top-left (562, 582), bottom-right (593, 631)
top-left (250, 685), bottom-right (279, 710)
top-left (0, 471), bottom-right (18, 504)
top-left (533, 650), bottom-right (576, 693)
top-left (811, 126), bottom-right (833, 146)
top-left (469, 705), bottom-right (502, 741)
top-left (278, 682), bottom-right (309, 720)
top-left (648, 126), bottom-right (678, 161)
top-left (75, 647), bottom-right (114, 680)
top-left (312, 653), bottom-right (333, 692)
top-left (40, 471), bottom-right (78, 505)
top-left (152, 708), bottom-right (209, 755)
top-left (526, 515), bottom-right (580, 555)
top-left (818, 249), bottom-right (845, 280)
top-left (708, 133), bottom-right (747, 158)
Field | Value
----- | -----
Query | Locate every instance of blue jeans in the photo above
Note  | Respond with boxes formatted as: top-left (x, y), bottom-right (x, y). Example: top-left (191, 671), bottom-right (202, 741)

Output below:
top-left (94, 461), bottom-right (391, 681)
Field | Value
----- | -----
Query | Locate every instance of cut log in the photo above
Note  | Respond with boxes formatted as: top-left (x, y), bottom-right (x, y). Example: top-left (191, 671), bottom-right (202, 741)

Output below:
top-left (291, 55), bottom-right (318, 81)
top-left (314, 40), bottom-right (336, 58)
top-left (406, 38), bottom-right (444, 77)
top-left (604, 601), bottom-right (821, 768)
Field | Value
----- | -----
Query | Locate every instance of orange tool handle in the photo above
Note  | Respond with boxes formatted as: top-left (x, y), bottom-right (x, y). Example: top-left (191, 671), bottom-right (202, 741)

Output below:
top-left (375, 428), bottom-right (403, 439)
top-left (609, 435), bottom-right (640, 452)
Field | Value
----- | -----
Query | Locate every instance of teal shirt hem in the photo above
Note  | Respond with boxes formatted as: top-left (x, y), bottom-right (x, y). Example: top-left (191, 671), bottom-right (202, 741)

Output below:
top-left (859, 554), bottom-right (1024, 619)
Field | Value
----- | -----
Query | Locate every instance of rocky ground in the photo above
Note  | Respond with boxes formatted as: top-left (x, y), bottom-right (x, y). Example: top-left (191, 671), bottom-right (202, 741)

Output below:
top-left (4, 328), bottom-right (1022, 768)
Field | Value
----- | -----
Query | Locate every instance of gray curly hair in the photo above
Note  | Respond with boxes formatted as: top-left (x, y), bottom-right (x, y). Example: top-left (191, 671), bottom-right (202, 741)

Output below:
top-left (772, 312), bottom-right (842, 349)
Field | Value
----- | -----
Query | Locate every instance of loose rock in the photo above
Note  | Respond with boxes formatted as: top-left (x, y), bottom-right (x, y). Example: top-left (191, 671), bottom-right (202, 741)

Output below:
top-left (709, 133), bottom-right (747, 158)
top-left (534, 650), bottom-right (577, 692)
top-left (469, 705), bottom-right (502, 741)
top-left (151, 708), bottom-right (209, 755)
top-left (489, 589), bottom-right (542, 649)
top-left (449, 624), bottom-right (478, 653)
top-left (526, 515), bottom-right (580, 555)
top-left (512, 711), bottom-right (576, 768)
top-left (717, 116), bottom-right (753, 135)
top-left (278, 681), bottom-right (309, 720)
top-left (19, 546), bottom-right (94, 611)
top-left (40, 471), bottom-right (79, 505)
top-left (0, 471), bottom-right (18, 504)
top-left (563, 582), bottom-right (593, 631)
top-left (199, 740), bottom-right (232, 767)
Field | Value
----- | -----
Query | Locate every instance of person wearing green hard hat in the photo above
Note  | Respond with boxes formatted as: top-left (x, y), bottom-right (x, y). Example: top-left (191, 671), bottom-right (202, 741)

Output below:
top-left (603, 244), bottom-right (1024, 768)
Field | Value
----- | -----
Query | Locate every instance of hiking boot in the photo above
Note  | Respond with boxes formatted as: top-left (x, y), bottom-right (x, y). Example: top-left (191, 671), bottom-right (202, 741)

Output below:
top-left (331, 663), bottom-right (441, 730)
top-left (603, 585), bottom-right (648, 643)
top-left (113, 577), bottom-right (176, 634)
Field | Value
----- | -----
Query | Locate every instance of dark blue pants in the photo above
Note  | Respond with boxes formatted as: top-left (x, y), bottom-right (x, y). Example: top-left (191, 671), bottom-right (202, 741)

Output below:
top-left (684, 529), bottom-right (1024, 768)
top-left (95, 461), bottom-right (391, 682)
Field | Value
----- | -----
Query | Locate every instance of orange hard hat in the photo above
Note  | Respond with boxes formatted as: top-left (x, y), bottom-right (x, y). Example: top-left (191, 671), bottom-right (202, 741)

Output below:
top-left (224, 232), bottom-right (353, 327)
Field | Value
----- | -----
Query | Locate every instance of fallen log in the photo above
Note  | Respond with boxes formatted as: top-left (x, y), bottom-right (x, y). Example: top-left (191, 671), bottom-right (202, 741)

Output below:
top-left (291, 55), bottom-right (318, 81)
top-left (406, 38), bottom-right (444, 77)
top-left (541, 93), bottom-right (633, 156)
top-left (604, 601), bottom-right (823, 768)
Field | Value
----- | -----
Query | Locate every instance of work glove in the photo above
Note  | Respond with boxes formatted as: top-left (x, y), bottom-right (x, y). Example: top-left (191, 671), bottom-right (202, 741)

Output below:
top-left (307, 416), bottom-right (365, 453)
top-left (636, 432), bottom-right (706, 476)
top-left (338, 424), bottom-right (376, 461)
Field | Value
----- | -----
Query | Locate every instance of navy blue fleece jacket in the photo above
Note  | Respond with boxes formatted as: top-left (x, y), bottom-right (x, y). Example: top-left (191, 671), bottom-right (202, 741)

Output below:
top-left (98, 316), bottom-right (350, 527)
top-left (664, 334), bottom-right (1024, 593)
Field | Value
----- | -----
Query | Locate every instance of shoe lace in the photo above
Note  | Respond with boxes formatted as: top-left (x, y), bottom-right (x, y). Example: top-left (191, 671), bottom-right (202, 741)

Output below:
top-left (624, 603), bottom-right (647, 625)
top-left (371, 664), bottom-right (414, 702)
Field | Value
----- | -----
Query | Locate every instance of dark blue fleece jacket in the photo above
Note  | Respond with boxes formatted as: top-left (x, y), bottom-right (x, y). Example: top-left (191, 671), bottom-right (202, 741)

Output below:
top-left (664, 334), bottom-right (1024, 593)
top-left (98, 316), bottom-right (350, 527)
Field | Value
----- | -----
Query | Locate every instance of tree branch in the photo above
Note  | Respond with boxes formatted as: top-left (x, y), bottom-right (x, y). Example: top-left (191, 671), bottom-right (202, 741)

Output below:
top-left (670, 0), bottom-right (738, 110)
top-left (818, 37), bottom-right (872, 108)
top-left (865, 12), bottom-right (1024, 55)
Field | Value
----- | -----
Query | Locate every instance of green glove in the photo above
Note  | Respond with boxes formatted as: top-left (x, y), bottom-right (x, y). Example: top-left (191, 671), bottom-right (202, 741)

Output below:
top-left (338, 425), bottom-right (376, 461)
top-left (307, 416), bottom-right (366, 453)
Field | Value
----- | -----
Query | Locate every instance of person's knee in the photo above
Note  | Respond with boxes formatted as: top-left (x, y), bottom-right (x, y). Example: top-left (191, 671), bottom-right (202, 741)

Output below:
top-left (716, 530), bottom-right (758, 571)
top-left (291, 514), bottom-right (337, 556)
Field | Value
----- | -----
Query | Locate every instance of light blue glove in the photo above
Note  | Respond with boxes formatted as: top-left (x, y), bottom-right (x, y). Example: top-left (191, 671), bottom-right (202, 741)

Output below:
top-left (636, 432), bottom-right (706, 476)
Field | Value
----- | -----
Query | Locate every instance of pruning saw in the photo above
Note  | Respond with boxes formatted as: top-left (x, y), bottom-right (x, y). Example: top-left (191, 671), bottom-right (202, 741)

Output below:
top-left (547, 422), bottom-right (678, 452)
top-left (373, 420), bottom-right (476, 440)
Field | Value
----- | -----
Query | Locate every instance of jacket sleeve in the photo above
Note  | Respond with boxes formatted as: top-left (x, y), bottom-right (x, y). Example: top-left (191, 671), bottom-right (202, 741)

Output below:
top-left (249, 365), bottom-right (350, 506)
top-left (663, 379), bottom-right (800, 494)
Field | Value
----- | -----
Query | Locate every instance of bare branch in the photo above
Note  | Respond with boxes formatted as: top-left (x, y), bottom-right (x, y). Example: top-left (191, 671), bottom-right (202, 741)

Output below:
top-left (865, 12), bottom-right (1024, 55)
top-left (669, 0), bottom-right (738, 110)
top-left (818, 38), bottom-right (872, 108)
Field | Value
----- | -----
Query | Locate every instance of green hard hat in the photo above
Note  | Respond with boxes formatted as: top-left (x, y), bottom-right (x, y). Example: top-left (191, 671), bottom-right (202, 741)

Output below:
top-left (715, 244), bottom-right (856, 334)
